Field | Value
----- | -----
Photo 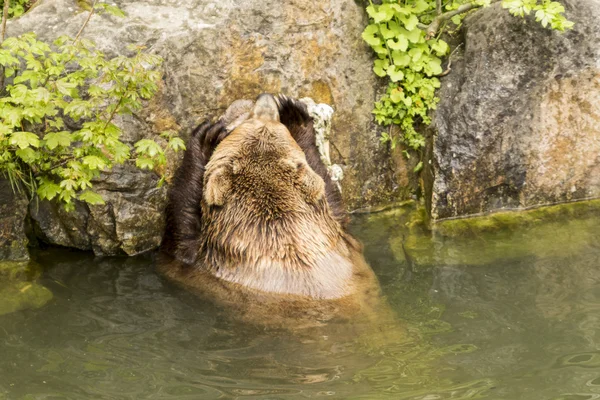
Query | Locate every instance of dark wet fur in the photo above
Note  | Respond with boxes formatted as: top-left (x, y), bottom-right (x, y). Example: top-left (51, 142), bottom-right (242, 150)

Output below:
top-left (162, 121), bottom-right (228, 264)
top-left (276, 96), bottom-right (348, 226)
top-left (162, 97), bottom-right (348, 264)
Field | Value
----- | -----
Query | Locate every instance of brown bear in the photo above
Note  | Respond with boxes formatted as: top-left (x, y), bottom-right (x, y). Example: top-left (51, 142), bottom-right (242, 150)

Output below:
top-left (159, 94), bottom-right (384, 326)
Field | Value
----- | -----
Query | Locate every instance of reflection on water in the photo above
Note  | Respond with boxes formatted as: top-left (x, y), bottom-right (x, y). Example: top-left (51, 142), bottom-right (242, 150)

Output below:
top-left (1, 202), bottom-right (600, 399)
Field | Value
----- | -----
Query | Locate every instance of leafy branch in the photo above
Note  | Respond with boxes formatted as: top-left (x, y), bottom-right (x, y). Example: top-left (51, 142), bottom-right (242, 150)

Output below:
top-left (421, 1), bottom-right (488, 38)
top-left (362, 0), bottom-right (573, 156)
top-left (0, 2), bottom-right (185, 210)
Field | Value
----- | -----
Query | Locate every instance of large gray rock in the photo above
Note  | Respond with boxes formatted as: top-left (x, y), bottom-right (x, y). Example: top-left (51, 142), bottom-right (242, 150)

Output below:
top-left (29, 165), bottom-right (166, 256)
top-left (5, 0), bottom-right (407, 255)
top-left (428, 0), bottom-right (600, 219)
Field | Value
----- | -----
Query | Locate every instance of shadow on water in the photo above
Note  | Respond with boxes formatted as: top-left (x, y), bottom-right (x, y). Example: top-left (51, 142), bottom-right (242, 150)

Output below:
top-left (1, 201), bottom-right (600, 399)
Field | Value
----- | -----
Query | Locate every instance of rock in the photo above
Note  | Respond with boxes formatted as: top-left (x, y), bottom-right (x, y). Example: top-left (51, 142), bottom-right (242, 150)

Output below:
top-left (0, 179), bottom-right (29, 261)
top-left (29, 165), bottom-right (166, 256)
top-left (4, 0), bottom-right (410, 255)
top-left (8, 0), bottom-right (404, 208)
top-left (0, 260), bottom-right (53, 316)
top-left (428, 0), bottom-right (600, 219)
top-left (356, 200), bottom-right (600, 269)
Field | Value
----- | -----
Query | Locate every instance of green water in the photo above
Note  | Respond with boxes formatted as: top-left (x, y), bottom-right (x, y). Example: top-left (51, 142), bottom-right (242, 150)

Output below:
top-left (1, 204), bottom-right (600, 399)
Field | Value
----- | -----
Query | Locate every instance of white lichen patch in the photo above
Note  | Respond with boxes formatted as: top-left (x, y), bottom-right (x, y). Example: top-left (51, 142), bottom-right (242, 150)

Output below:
top-left (300, 98), bottom-right (344, 192)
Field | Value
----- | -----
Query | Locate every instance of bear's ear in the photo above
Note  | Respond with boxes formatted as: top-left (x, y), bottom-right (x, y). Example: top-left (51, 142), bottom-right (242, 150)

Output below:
top-left (251, 94), bottom-right (280, 122)
top-left (204, 165), bottom-right (231, 206)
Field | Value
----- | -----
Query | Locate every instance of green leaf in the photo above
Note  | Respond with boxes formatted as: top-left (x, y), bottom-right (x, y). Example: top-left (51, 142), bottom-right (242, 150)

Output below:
top-left (387, 66), bottom-right (405, 82)
top-left (380, 131), bottom-right (390, 144)
top-left (404, 28), bottom-right (422, 44)
top-left (95, 3), bottom-right (126, 18)
top-left (426, 58), bottom-right (443, 76)
top-left (362, 24), bottom-right (382, 47)
top-left (168, 137), bottom-right (186, 152)
top-left (16, 148), bottom-right (38, 163)
top-left (134, 139), bottom-right (163, 158)
top-left (37, 181), bottom-right (61, 201)
top-left (135, 157), bottom-right (155, 170)
top-left (82, 155), bottom-right (107, 170)
top-left (45, 131), bottom-right (72, 150)
top-left (387, 36), bottom-right (409, 52)
top-left (64, 99), bottom-right (92, 119)
top-left (409, 47), bottom-right (423, 63)
top-left (372, 45), bottom-right (388, 55)
top-left (380, 20), bottom-right (401, 40)
top-left (9, 84), bottom-right (28, 101)
top-left (63, 201), bottom-right (75, 212)
top-left (430, 39), bottom-right (449, 56)
top-left (413, 161), bottom-right (423, 173)
top-left (33, 87), bottom-right (51, 103)
top-left (373, 58), bottom-right (389, 77)
top-left (88, 85), bottom-right (104, 97)
top-left (79, 190), bottom-right (106, 205)
top-left (55, 80), bottom-right (78, 97)
top-left (392, 51), bottom-right (411, 67)
top-left (59, 179), bottom-right (77, 192)
top-left (390, 88), bottom-right (405, 104)
top-left (399, 14), bottom-right (419, 31)
top-left (366, 4), bottom-right (394, 23)
top-left (10, 132), bottom-right (40, 149)
top-left (53, 36), bottom-right (70, 46)
top-left (412, 0), bottom-right (430, 14)
top-left (110, 142), bottom-right (131, 163)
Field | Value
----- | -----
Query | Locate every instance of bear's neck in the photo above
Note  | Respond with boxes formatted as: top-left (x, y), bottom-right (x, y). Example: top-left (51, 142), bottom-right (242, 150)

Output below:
top-left (199, 209), bottom-right (356, 300)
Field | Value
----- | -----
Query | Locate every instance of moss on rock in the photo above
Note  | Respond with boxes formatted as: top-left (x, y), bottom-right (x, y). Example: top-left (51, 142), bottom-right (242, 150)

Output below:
top-left (355, 200), bottom-right (600, 268)
top-left (0, 281), bottom-right (54, 316)
top-left (434, 199), bottom-right (600, 238)
top-left (0, 260), bottom-right (53, 316)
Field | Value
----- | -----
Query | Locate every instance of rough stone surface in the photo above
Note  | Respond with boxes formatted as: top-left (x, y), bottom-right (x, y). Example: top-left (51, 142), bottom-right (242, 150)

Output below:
top-left (0, 179), bottom-right (29, 261)
top-left (428, 0), bottom-right (600, 219)
top-left (29, 165), bottom-right (166, 256)
top-left (5, 0), bottom-right (408, 255)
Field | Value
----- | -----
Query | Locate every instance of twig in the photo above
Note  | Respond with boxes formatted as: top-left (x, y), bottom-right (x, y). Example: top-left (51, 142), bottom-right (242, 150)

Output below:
top-left (1, 0), bottom-right (8, 42)
top-left (422, 0), bottom-right (502, 39)
top-left (424, 3), bottom-right (481, 39)
top-left (438, 43), bottom-right (463, 77)
top-left (0, 0), bottom-right (10, 91)
top-left (49, 156), bottom-right (76, 171)
top-left (436, 0), bottom-right (442, 16)
top-left (73, 0), bottom-right (97, 43)
top-left (103, 87), bottom-right (127, 133)
top-left (39, 0), bottom-right (98, 88)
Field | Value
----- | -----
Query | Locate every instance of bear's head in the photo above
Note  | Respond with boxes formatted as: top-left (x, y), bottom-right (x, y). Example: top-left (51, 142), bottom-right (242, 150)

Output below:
top-left (204, 95), bottom-right (326, 218)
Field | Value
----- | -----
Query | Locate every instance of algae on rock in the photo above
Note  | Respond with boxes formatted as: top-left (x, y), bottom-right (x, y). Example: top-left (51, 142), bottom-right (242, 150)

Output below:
top-left (356, 200), bottom-right (600, 269)
top-left (0, 261), bottom-right (53, 316)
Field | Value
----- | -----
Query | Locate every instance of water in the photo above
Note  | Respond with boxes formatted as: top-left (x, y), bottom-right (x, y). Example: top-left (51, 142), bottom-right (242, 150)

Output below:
top-left (1, 204), bottom-right (600, 399)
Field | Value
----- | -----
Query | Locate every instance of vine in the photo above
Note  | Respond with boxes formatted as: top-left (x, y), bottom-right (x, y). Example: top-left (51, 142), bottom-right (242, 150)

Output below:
top-left (362, 0), bottom-right (573, 155)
